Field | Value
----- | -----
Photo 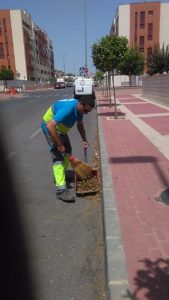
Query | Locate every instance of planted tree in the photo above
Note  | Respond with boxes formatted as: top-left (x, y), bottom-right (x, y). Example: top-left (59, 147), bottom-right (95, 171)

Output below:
top-left (147, 44), bottom-right (169, 75)
top-left (94, 70), bottom-right (104, 85)
top-left (119, 46), bottom-right (144, 85)
top-left (91, 38), bottom-right (108, 97)
top-left (0, 65), bottom-right (14, 90)
top-left (92, 35), bottom-right (128, 118)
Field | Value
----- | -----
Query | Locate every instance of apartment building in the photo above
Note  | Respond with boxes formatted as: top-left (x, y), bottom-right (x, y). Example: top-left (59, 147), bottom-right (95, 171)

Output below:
top-left (0, 9), bottom-right (55, 81)
top-left (110, 2), bottom-right (169, 58)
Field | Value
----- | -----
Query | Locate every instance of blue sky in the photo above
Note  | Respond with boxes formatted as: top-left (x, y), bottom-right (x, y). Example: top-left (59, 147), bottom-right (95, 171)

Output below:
top-left (0, 0), bottom-right (165, 74)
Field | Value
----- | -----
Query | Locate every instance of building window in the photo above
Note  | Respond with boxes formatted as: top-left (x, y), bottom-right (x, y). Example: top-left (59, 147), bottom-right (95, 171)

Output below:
top-left (148, 23), bottom-right (153, 40)
top-left (134, 12), bottom-right (138, 43)
top-left (147, 47), bottom-right (152, 56)
top-left (140, 11), bottom-right (145, 28)
top-left (22, 20), bottom-right (31, 30)
top-left (148, 11), bottom-right (153, 16)
top-left (2, 18), bottom-right (6, 32)
top-left (140, 36), bottom-right (144, 46)
top-left (0, 20), bottom-right (2, 36)
top-left (5, 43), bottom-right (9, 56)
top-left (135, 12), bottom-right (138, 26)
top-left (139, 36), bottom-right (144, 52)
top-left (4, 32), bottom-right (8, 44)
top-left (0, 42), bottom-right (4, 58)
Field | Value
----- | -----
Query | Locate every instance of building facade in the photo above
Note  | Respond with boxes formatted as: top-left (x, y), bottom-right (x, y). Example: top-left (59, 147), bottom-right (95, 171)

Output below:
top-left (110, 2), bottom-right (169, 59)
top-left (0, 9), bottom-right (55, 81)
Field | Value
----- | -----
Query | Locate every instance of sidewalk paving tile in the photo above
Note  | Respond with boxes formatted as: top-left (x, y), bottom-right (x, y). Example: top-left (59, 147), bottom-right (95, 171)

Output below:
top-left (96, 89), bottom-right (169, 300)
top-left (124, 103), bottom-right (169, 114)
top-left (140, 116), bottom-right (169, 135)
top-left (118, 98), bottom-right (146, 103)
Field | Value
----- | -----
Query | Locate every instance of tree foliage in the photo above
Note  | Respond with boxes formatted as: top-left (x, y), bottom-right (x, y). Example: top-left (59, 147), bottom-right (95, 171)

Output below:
top-left (0, 65), bottom-right (14, 89)
top-left (94, 70), bottom-right (104, 83)
top-left (91, 35), bottom-right (128, 72)
top-left (147, 44), bottom-right (169, 75)
top-left (0, 65), bottom-right (14, 80)
top-left (119, 47), bottom-right (144, 76)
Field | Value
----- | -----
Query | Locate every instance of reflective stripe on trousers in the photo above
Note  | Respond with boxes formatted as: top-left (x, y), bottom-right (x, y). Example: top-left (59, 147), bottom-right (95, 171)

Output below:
top-left (41, 125), bottom-right (72, 191)
top-left (53, 157), bottom-right (69, 190)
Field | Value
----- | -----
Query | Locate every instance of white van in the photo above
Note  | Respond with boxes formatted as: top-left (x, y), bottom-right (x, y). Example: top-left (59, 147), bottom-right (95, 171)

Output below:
top-left (74, 77), bottom-right (95, 99)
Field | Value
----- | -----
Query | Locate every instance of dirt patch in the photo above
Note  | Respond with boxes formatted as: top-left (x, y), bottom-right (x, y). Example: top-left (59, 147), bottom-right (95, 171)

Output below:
top-left (75, 128), bottom-right (102, 201)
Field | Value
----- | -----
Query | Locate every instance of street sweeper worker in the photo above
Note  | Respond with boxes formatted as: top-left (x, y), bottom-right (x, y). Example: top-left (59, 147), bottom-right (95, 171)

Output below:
top-left (41, 95), bottom-right (95, 202)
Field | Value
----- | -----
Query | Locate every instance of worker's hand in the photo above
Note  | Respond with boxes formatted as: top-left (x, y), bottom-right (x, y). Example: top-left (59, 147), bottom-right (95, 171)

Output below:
top-left (83, 141), bottom-right (89, 149)
top-left (57, 144), bottom-right (66, 153)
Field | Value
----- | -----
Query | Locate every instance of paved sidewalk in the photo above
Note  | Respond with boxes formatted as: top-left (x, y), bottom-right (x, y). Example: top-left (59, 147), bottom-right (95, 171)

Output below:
top-left (96, 88), bottom-right (169, 300)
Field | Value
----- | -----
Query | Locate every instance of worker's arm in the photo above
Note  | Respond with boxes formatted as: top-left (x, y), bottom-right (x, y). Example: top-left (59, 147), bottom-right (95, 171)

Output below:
top-left (77, 120), bottom-right (89, 148)
top-left (46, 119), bottom-right (65, 153)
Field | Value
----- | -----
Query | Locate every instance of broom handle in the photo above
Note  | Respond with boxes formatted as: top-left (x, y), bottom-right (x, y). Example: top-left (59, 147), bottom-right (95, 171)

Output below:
top-left (84, 147), bottom-right (87, 163)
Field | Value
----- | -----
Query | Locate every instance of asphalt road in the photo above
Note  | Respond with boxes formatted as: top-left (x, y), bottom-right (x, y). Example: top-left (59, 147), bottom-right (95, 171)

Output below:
top-left (0, 88), bottom-right (106, 300)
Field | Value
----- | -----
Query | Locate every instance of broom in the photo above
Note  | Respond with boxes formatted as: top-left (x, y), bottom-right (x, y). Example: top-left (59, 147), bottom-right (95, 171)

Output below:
top-left (65, 153), bottom-right (93, 179)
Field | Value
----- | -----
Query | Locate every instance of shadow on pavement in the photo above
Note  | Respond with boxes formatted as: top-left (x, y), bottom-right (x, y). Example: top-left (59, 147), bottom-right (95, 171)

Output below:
top-left (0, 128), bottom-right (35, 299)
top-left (109, 155), bottom-right (169, 188)
top-left (110, 155), bottom-right (158, 164)
top-left (97, 111), bottom-right (126, 118)
top-left (124, 258), bottom-right (169, 300)
top-left (97, 102), bottom-right (121, 107)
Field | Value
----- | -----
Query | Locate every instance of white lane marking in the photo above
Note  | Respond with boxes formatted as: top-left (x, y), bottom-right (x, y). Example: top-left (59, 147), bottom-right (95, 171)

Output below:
top-left (108, 279), bottom-right (129, 286)
top-left (29, 128), bottom-right (41, 139)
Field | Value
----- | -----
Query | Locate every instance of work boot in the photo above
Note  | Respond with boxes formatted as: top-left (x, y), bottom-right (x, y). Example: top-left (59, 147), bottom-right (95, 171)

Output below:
top-left (56, 189), bottom-right (75, 203)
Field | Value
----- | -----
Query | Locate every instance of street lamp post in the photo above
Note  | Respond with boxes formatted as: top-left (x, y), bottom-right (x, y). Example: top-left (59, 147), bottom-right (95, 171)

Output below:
top-left (63, 53), bottom-right (65, 75)
top-left (84, 0), bottom-right (88, 70)
top-left (73, 63), bottom-right (76, 76)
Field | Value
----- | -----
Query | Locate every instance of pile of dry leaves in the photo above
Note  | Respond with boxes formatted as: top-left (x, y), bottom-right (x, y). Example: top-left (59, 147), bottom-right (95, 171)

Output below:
top-left (76, 128), bottom-right (102, 201)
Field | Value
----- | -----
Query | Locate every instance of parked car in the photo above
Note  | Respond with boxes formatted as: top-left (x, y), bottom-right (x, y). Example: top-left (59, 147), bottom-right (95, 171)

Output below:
top-left (54, 82), bottom-right (62, 89)
top-left (67, 81), bottom-right (74, 87)
top-left (61, 82), bottom-right (66, 88)
top-left (54, 82), bottom-right (65, 89)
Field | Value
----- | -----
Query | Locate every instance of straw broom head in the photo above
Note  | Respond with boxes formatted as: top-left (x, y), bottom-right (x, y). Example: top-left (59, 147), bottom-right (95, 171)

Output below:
top-left (68, 155), bottom-right (93, 179)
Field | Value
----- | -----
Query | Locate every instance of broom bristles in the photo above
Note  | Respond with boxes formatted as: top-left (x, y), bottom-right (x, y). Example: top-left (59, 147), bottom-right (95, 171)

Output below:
top-left (69, 158), bottom-right (93, 179)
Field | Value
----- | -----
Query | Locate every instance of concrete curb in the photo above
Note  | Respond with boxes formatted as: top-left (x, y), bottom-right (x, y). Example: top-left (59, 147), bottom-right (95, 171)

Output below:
top-left (97, 101), bottom-right (131, 299)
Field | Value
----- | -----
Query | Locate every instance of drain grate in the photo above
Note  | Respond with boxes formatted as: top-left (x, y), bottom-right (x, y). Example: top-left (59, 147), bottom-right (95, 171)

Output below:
top-left (156, 188), bottom-right (169, 205)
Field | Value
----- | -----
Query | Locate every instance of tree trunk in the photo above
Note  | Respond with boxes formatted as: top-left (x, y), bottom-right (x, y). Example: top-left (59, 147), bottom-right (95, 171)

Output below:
top-left (103, 77), bottom-right (105, 95)
top-left (112, 70), bottom-right (117, 119)
top-left (105, 73), bottom-right (109, 100)
top-left (3, 80), bottom-right (7, 91)
top-left (108, 71), bottom-right (111, 107)
top-left (129, 75), bottom-right (132, 86)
